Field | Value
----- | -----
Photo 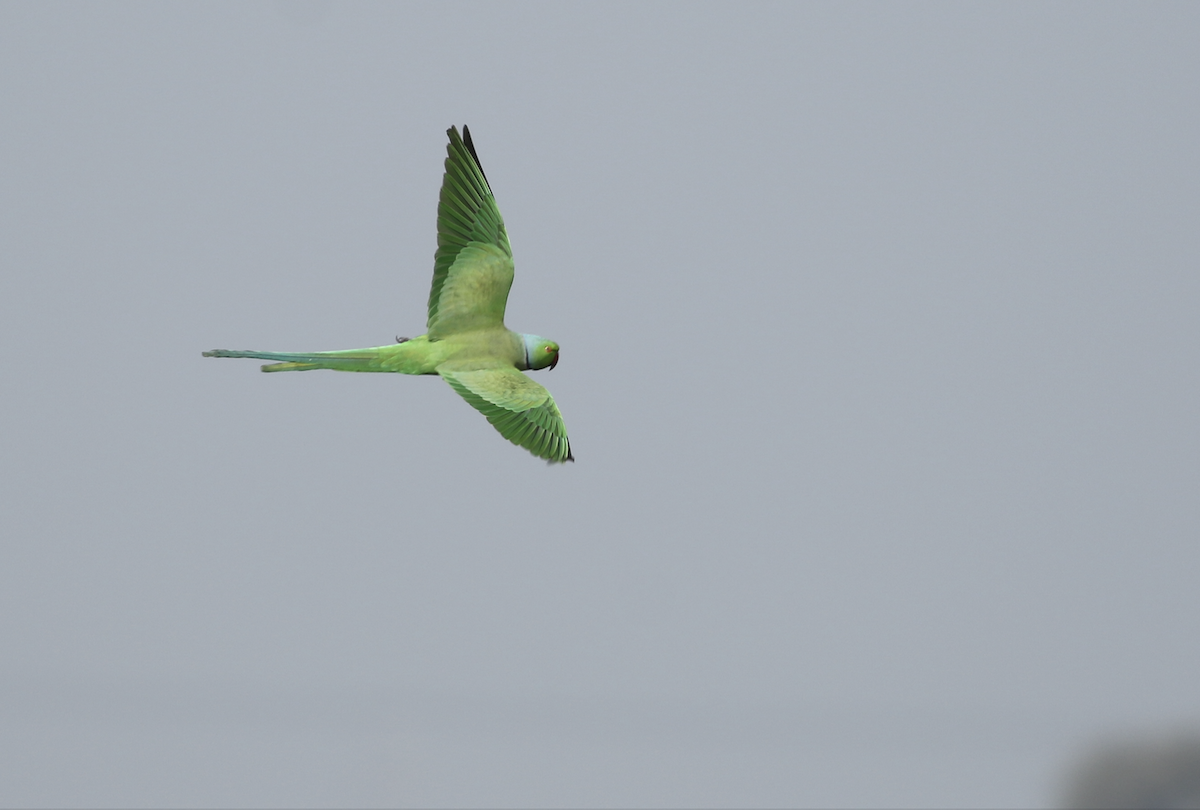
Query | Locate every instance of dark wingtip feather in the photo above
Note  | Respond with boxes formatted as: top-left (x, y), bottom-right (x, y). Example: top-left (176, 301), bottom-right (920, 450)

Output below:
top-left (461, 125), bottom-right (489, 185)
top-left (545, 445), bottom-right (575, 465)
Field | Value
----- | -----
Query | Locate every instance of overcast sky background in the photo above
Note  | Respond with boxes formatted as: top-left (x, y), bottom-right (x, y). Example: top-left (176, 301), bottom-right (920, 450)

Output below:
top-left (1, 3), bottom-right (1198, 807)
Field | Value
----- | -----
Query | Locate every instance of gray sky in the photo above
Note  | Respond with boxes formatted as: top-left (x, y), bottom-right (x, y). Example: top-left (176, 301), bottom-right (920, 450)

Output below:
top-left (1, 2), bottom-right (1198, 807)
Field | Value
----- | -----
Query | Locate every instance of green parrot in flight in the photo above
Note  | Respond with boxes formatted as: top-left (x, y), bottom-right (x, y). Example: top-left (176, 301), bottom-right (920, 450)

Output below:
top-left (204, 126), bottom-right (573, 463)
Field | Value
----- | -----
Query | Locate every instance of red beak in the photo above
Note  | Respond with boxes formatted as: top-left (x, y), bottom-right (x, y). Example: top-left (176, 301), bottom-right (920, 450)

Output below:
top-left (550, 352), bottom-right (559, 370)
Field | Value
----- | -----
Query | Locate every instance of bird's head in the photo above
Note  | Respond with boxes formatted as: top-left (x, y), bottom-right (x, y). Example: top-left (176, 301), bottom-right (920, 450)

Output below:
top-left (522, 335), bottom-right (560, 371)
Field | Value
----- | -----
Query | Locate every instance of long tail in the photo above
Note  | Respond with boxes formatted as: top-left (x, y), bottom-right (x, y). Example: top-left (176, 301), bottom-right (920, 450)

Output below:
top-left (201, 348), bottom-right (383, 373)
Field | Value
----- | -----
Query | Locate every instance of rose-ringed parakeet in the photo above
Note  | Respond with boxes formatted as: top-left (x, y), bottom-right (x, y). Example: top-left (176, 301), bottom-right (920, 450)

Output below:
top-left (204, 126), bottom-right (573, 463)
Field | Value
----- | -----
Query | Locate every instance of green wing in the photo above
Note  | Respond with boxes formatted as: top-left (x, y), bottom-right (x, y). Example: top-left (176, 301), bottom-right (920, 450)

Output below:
top-left (427, 126), bottom-right (515, 339)
top-left (439, 365), bottom-right (573, 463)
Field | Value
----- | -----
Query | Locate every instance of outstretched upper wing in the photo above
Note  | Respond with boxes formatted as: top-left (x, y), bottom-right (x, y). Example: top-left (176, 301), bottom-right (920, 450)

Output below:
top-left (427, 126), bottom-right (515, 339)
top-left (438, 364), bottom-right (573, 463)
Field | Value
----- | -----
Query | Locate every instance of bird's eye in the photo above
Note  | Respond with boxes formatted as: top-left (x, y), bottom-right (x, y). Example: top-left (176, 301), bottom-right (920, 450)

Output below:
top-left (546, 347), bottom-right (554, 352)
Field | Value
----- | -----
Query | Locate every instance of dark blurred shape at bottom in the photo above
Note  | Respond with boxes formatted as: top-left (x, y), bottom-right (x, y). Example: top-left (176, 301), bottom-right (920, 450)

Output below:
top-left (1062, 731), bottom-right (1200, 809)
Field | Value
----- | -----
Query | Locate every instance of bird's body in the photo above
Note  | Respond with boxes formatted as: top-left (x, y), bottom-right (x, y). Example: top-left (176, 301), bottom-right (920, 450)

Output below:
top-left (203, 126), bottom-right (573, 463)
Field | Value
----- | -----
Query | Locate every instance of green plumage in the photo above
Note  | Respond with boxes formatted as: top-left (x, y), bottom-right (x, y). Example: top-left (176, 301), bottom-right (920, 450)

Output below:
top-left (203, 126), bottom-right (573, 464)
top-left (428, 127), bottom-right (513, 338)
top-left (440, 366), bottom-right (571, 463)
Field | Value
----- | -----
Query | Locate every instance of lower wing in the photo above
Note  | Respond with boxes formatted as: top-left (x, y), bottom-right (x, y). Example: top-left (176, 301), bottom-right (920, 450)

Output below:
top-left (438, 364), bottom-right (573, 463)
